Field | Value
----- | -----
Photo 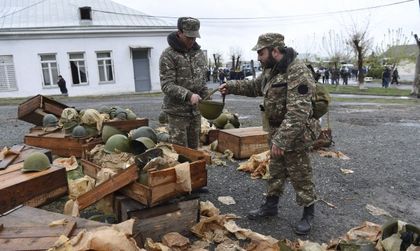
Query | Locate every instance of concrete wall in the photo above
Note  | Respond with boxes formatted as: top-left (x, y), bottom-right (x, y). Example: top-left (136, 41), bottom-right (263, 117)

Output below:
top-left (0, 34), bottom-right (170, 98)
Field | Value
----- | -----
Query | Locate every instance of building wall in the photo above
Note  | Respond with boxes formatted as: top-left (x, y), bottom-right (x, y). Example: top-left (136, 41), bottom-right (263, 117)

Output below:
top-left (0, 34), bottom-right (170, 98)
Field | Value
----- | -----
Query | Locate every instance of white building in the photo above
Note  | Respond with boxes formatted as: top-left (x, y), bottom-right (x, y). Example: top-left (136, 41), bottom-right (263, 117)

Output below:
top-left (0, 0), bottom-right (176, 98)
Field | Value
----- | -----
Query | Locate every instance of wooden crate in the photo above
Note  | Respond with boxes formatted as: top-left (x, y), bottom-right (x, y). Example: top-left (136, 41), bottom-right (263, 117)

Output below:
top-left (217, 127), bottom-right (269, 159)
top-left (114, 195), bottom-right (199, 246)
top-left (0, 163), bottom-right (67, 214)
top-left (75, 160), bottom-right (138, 210)
top-left (120, 144), bottom-right (208, 207)
top-left (24, 127), bottom-right (101, 158)
top-left (0, 206), bottom-right (107, 251)
top-left (18, 95), bottom-right (69, 126)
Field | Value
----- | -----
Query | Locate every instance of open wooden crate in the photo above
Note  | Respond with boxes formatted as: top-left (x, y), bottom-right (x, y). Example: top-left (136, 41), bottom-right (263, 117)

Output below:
top-left (18, 95), bottom-right (69, 126)
top-left (119, 144), bottom-right (208, 207)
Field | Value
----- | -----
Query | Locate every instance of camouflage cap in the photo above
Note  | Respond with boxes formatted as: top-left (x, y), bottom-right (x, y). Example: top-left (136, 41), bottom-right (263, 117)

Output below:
top-left (252, 33), bottom-right (285, 51)
top-left (178, 17), bottom-right (201, 38)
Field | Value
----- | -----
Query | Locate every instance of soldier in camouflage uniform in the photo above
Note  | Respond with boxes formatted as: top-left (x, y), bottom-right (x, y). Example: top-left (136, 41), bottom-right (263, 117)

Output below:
top-left (220, 33), bottom-right (319, 235)
top-left (159, 17), bottom-right (208, 149)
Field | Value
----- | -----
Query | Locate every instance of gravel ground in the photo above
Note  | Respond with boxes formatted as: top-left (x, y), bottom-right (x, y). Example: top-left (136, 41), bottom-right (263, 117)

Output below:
top-left (1, 92), bottom-right (419, 243)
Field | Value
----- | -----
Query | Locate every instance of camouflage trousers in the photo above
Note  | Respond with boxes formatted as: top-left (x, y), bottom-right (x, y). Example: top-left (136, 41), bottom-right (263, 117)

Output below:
top-left (167, 114), bottom-right (201, 149)
top-left (267, 127), bottom-right (317, 207)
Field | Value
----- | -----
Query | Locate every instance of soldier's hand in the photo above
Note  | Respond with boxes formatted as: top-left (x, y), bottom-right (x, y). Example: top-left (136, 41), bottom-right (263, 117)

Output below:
top-left (271, 144), bottom-right (284, 158)
top-left (190, 93), bottom-right (201, 105)
top-left (219, 84), bottom-right (228, 95)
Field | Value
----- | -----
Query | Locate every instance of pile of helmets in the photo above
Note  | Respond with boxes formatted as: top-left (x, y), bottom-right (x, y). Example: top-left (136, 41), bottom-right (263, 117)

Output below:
top-left (59, 108), bottom-right (80, 134)
top-left (212, 111), bottom-right (240, 129)
top-left (22, 152), bottom-right (51, 173)
top-left (128, 126), bottom-right (158, 155)
top-left (99, 106), bottom-right (137, 121)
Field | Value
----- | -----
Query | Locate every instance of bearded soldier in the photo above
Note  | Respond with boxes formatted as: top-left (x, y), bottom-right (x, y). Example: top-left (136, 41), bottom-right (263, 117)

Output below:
top-left (160, 17), bottom-right (208, 149)
top-left (220, 33), bottom-right (319, 235)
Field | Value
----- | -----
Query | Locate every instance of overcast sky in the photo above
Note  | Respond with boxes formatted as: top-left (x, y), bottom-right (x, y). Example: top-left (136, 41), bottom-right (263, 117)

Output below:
top-left (113, 0), bottom-right (419, 61)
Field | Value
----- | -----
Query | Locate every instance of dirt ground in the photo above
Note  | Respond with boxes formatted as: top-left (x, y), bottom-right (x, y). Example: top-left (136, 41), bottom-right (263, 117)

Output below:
top-left (1, 93), bottom-right (419, 243)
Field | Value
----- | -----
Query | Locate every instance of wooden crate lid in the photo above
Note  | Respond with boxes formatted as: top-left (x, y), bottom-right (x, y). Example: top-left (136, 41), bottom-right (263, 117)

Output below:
top-left (219, 127), bottom-right (268, 137)
top-left (18, 95), bottom-right (68, 126)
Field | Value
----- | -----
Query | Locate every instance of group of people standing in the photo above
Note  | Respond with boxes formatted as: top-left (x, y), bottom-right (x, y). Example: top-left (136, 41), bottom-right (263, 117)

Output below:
top-left (160, 17), bottom-right (320, 235)
top-left (317, 67), bottom-right (354, 85)
top-left (382, 67), bottom-right (400, 88)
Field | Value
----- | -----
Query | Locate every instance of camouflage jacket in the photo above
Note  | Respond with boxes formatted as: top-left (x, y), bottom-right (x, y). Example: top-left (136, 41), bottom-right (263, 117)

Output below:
top-left (160, 32), bottom-right (208, 117)
top-left (226, 49), bottom-right (318, 151)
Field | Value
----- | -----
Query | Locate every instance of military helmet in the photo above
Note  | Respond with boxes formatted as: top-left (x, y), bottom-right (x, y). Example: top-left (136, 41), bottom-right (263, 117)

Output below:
top-left (158, 111), bottom-right (168, 124)
top-left (84, 125), bottom-right (98, 137)
top-left (43, 114), bottom-right (58, 127)
top-left (129, 126), bottom-right (157, 144)
top-left (99, 105), bottom-right (111, 114)
top-left (63, 121), bottom-right (78, 134)
top-left (126, 109), bottom-right (137, 120)
top-left (115, 107), bottom-right (128, 120)
top-left (213, 113), bottom-right (229, 129)
top-left (224, 122), bottom-right (235, 129)
top-left (22, 152), bottom-right (51, 172)
top-left (198, 100), bottom-right (224, 120)
top-left (130, 137), bottom-right (156, 154)
top-left (104, 134), bottom-right (130, 153)
top-left (157, 132), bottom-right (170, 142)
top-left (101, 125), bottom-right (124, 143)
top-left (72, 125), bottom-right (87, 138)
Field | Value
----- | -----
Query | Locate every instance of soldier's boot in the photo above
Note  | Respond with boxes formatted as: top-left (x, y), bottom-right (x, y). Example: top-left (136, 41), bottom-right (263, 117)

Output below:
top-left (294, 204), bottom-right (315, 235)
top-left (247, 195), bottom-right (279, 220)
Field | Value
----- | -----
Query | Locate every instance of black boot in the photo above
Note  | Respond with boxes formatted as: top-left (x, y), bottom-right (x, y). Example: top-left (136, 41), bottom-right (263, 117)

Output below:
top-left (247, 196), bottom-right (279, 220)
top-left (294, 204), bottom-right (315, 235)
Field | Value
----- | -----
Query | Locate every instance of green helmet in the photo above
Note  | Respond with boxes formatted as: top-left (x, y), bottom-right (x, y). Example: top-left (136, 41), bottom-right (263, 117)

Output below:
top-left (126, 109), bottom-right (137, 120)
top-left (229, 113), bottom-right (240, 128)
top-left (84, 125), bottom-right (98, 137)
top-left (72, 125), bottom-right (87, 138)
top-left (157, 132), bottom-right (170, 142)
top-left (43, 114), bottom-right (58, 127)
top-left (198, 100), bottom-right (224, 120)
top-left (158, 111), bottom-right (168, 124)
top-left (22, 152), bottom-right (51, 172)
top-left (224, 122), bottom-right (235, 129)
top-left (129, 126), bottom-right (157, 144)
top-left (99, 106), bottom-right (111, 114)
top-left (101, 125), bottom-right (124, 143)
top-left (104, 134), bottom-right (130, 153)
top-left (130, 137), bottom-right (156, 154)
top-left (213, 113), bottom-right (229, 129)
top-left (63, 121), bottom-right (78, 134)
top-left (115, 108), bottom-right (128, 120)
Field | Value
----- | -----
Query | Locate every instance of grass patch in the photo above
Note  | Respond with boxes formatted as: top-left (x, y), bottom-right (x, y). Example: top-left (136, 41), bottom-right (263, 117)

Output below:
top-left (332, 97), bottom-right (420, 105)
top-left (325, 85), bottom-right (411, 96)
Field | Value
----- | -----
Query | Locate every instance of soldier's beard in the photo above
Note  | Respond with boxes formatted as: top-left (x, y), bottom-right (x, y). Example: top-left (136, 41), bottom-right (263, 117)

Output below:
top-left (261, 54), bottom-right (277, 69)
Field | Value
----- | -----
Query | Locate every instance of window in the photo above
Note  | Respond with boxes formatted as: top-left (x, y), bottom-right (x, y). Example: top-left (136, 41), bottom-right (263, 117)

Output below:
top-left (40, 54), bottom-right (59, 87)
top-left (69, 53), bottom-right (88, 84)
top-left (0, 55), bottom-right (18, 91)
top-left (96, 52), bottom-right (114, 82)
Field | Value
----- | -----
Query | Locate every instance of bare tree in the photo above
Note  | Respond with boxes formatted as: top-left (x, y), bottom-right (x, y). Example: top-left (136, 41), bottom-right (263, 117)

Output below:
top-left (321, 30), bottom-right (351, 69)
top-left (375, 28), bottom-right (411, 69)
top-left (413, 34), bottom-right (420, 97)
top-left (347, 23), bottom-right (373, 89)
top-left (229, 47), bottom-right (243, 71)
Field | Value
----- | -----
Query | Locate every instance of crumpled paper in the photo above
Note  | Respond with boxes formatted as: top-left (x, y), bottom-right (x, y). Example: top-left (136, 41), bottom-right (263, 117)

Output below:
top-left (48, 219), bottom-right (142, 251)
top-left (161, 232), bottom-right (190, 250)
top-left (174, 162), bottom-right (192, 193)
top-left (318, 150), bottom-right (350, 160)
top-left (67, 175), bottom-right (95, 200)
top-left (237, 150), bottom-right (270, 179)
top-left (53, 156), bottom-right (79, 171)
top-left (89, 144), bottom-right (134, 171)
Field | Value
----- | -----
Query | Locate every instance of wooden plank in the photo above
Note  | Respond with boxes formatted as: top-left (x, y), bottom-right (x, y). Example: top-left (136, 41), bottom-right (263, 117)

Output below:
top-left (130, 198), bottom-right (199, 244)
top-left (23, 186), bottom-right (68, 208)
top-left (76, 164), bottom-right (138, 210)
top-left (0, 164), bottom-right (67, 214)
top-left (12, 145), bottom-right (52, 165)
top-left (0, 145), bottom-right (25, 170)
top-left (80, 159), bottom-right (100, 178)
top-left (18, 95), bottom-right (68, 126)
top-left (208, 129), bottom-right (219, 144)
top-left (173, 144), bottom-right (211, 164)
top-left (0, 225), bottom-right (68, 238)
top-left (120, 183), bottom-right (150, 206)
top-left (0, 236), bottom-right (59, 251)
top-left (63, 221), bottom-right (77, 237)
